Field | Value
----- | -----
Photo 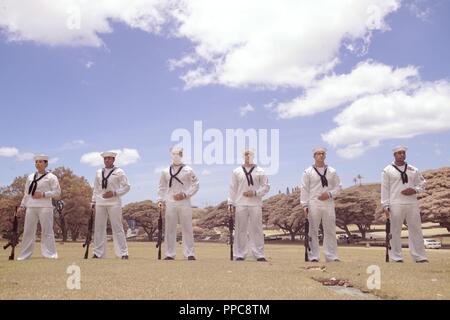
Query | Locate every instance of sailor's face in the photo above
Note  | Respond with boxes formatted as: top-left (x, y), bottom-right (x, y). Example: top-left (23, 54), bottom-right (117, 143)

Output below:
top-left (171, 151), bottom-right (183, 158)
top-left (35, 160), bottom-right (48, 172)
top-left (104, 157), bottom-right (115, 168)
top-left (244, 151), bottom-right (254, 164)
top-left (394, 151), bottom-right (406, 163)
top-left (314, 152), bottom-right (326, 162)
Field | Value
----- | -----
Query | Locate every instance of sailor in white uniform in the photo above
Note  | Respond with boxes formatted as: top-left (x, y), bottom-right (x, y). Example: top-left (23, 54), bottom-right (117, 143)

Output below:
top-left (157, 147), bottom-right (200, 261)
top-left (92, 151), bottom-right (131, 259)
top-left (17, 154), bottom-right (61, 260)
top-left (228, 148), bottom-right (270, 262)
top-left (300, 147), bottom-right (342, 262)
top-left (381, 146), bottom-right (428, 263)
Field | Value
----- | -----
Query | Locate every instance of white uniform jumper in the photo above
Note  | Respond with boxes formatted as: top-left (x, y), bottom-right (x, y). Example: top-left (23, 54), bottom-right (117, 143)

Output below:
top-left (228, 165), bottom-right (270, 260)
top-left (18, 171), bottom-right (61, 260)
top-left (300, 166), bottom-right (341, 262)
top-left (92, 167), bottom-right (130, 258)
top-left (158, 165), bottom-right (199, 259)
top-left (381, 163), bottom-right (427, 262)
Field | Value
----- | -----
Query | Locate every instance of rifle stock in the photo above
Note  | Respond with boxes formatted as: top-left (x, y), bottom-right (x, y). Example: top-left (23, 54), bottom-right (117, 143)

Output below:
top-left (156, 207), bottom-right (163, 260)
top-left (304, 219), bottom-right (311, 262)
top-left (3, 207), bottom-right (19, 261)
top-left (83, 209), bottom-right (94, 259)
top-left (385, 218), bottom-right (391, 263)
top-left (229, 215), bottom-right (234, 261)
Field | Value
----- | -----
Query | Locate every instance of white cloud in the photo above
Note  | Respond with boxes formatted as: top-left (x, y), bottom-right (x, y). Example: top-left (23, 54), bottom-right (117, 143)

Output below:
top-left (81, 148), bottom-right (141, 167)
top-left (201, 169), bottom-right (212, 176)
top-left (239, 103), bottom-right (255, 117)
top-left (85, 61), bottom-right (94, 69)
top-left (61, 139), bottom-right (86, 150)
top-left (0, 147), bottom-right (35, 161)
top-left (16, 152), bottom-right (35, 161)
top-left (275, 60), bottom-right (419, 118)
top-left (153, 166), bottom-right (166, 174)
top-left (0, 147), bottom-right (19, 157)
top-left (322, 81), bottom-right (450, 158)
top-left (170, 0), bottom-right (400, 89)
top-left (0, 0), bottom-right (168, 47)
top-left (49, 157), bottom-right (59, 164)
top-left (407, 0), bottom-right (432, 21)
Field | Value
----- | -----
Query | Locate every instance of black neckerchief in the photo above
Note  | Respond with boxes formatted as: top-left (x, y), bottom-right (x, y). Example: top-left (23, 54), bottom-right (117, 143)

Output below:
top-left (169, 165), bottom-right (185, 188)
top-left (242, 165), bottom-right (256, 187)
top-left (392, 163), bottom-right (408, 184)
top-left (102, 167), bottom-right (116, 189)
top-left (313, 166), bottom-right (328, 188)
top-left (28, 172), bottom-right (49, 196)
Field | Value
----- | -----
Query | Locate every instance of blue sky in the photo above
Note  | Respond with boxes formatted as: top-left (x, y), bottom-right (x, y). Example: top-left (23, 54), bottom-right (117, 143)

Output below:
top-left (1, 0), bottom-right (449, 207)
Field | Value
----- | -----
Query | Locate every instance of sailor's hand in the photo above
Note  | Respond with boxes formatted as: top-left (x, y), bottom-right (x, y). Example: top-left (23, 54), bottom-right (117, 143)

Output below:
top-left (32, 192), bottom-right (44, 199)
top-left (157, 201), bottom-right (164, 209)
top-left (401, 188), bottom-right (416, 196)
top-left (174, 193), bottom-right (186, 201)
top-left (102, 191), bottom-right (115, 199)
top-left (243, 191), bottom-right (256, 197)
top-left (318, 192), bottom-right (330, 201)
top-left (384, 208), bottom-right (390, 219)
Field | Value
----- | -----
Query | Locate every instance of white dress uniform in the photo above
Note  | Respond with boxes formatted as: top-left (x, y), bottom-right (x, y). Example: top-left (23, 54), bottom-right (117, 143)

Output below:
top-left (381, 163), bottom-right (427, 262)
top-left (228, 165), bottom-right (270, 260)
top-left (300, 165), bottom-right (342, 262)
top-left (157, 165), bottom-right (199, 259)
top-left (92, 166), bottom-right (131, 258)
top-left (18, 171), bottom-right (61, 260)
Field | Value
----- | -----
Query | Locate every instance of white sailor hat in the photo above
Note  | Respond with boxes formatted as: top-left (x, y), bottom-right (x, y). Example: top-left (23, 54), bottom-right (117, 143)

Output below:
top-left (34, 154), bottom-right (49, 161)
top-left (313, 147), bottom-right (327, 155)
top-left (100, 151), bottom-right (118, 158)
top-left (242, 148), bottom-right (256, 156)
top-left (392, 146), bottom-right (408, 153)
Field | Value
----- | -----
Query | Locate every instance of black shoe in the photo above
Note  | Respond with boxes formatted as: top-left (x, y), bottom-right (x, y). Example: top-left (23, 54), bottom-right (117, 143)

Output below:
top-left (164, 257), bottom-right (175, 261)
top-left (416, 259), bottom-right (429, 263)
top-left (395, 260), bottom-right (404, 263)
top-left (257, 258), bottom-right (268, 262)
top-left (235, 257), bottom-right (245, 261)
top-left (188, 256), bottom-right (196, 261)
top-left (121, 255), bottom-right (129, 260)
top-left (309, 259), bottom-right (319, 263)
top-left (333, 259), bottom-right (341, 262)
top-left (92, 254), bottom-right (100, 259)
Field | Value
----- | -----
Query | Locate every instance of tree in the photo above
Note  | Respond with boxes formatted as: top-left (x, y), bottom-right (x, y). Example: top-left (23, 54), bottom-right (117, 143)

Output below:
top-left (335, 184), bottom-right (379, 240)
top-left (52, 167), bottom-right (92, 242)
top-left (123, 200), bottom-right (160, 241)
top-left (356, 174), bottom-right (363, 186)
top-left (419, 167), bottom-right (450, 231)
top-left (263, 191), bottom-right (306, 241)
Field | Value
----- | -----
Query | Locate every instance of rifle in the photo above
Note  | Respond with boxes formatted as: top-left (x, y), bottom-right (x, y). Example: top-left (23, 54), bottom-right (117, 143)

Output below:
top-left (156, 206), bottom-right (163, 260)
top-left (3, 207), bottom-right (20, 261)
top-left (228, 213), bottom-right (234, 261)
top-left (304, 219), bottom-right (311, 262)
top-left (83, 208), bottom-right (94, 259)
top-left (385, 218), bottom-right (391, 263)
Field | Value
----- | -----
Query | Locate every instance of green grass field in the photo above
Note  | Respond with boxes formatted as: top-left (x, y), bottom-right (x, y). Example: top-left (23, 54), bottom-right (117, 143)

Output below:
top-left (1, 241), bottom-right (449, 300)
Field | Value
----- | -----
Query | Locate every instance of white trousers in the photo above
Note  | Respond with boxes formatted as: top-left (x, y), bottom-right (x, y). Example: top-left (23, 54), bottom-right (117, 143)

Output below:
top-left (234, 205), bottom-right (265, 260)
top-left (307, 202), bottom-right (339, 262)
top-left (164, 203), bottom-right (195, 258)
top-left (18, 207), bottom-right (58, 260)
top-left (93, 205), bottom-right (128, 258)
top-left (389, 204), bottom-right (427, 262)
